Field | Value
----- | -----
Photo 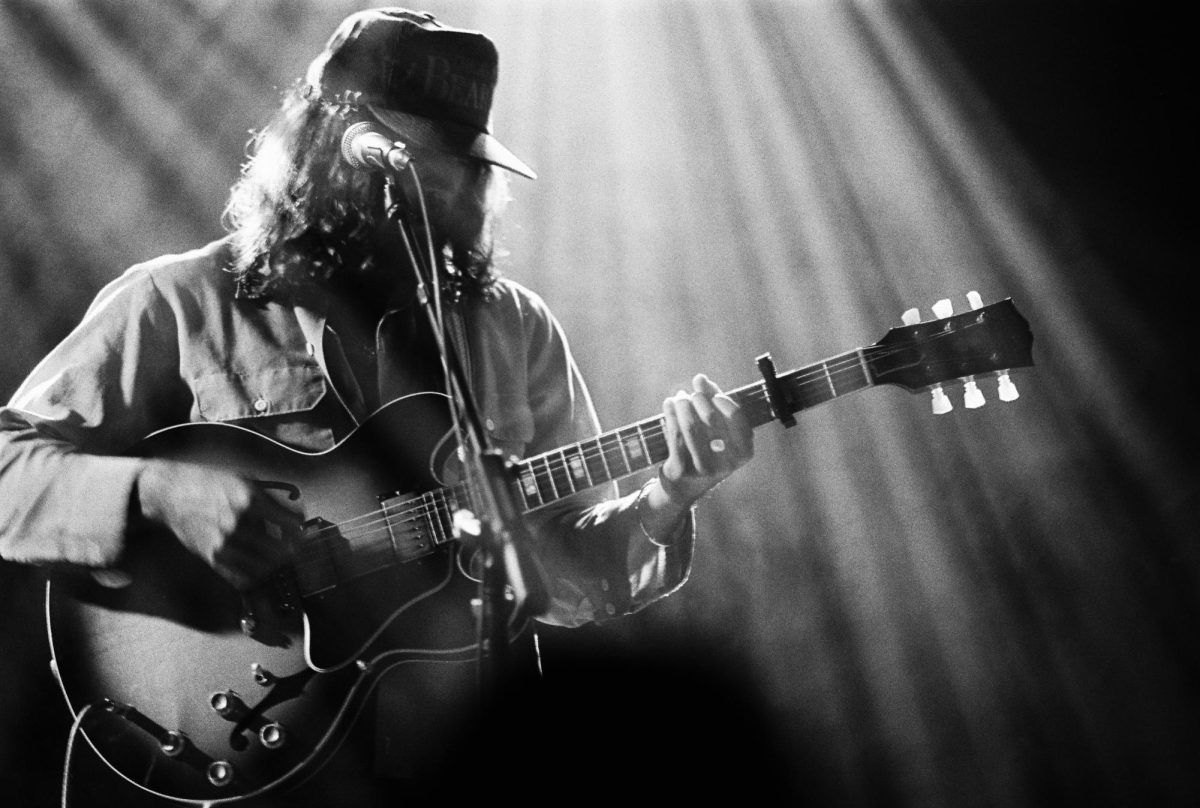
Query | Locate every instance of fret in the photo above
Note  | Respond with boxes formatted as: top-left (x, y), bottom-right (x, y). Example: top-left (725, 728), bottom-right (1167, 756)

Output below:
top-left (517, 462), bottom-right (543, 509)
top-left (621, 427), bottom-right (647, 471)
top-left (628, 425), bottom-right (648, 470)
top-left (582, 436), bottom-right (610, 485)
top-left (643, 420), bottom-right (670, 464)
top-left (730, 381), bottom-right (775, 430)
top-left (549, 449), bottom-right (575, 497)
top-left (448, 484), bottom-right (473, 538)
top-left (822, 362), bottom-right (838, 397)
top-left (565, 444), bottom-right (593, 488)
top-left (615, 428), bottom-right (633, 474)
top-left (539, 454), bottom-right (559, 500)
top-left (427, 490), bottom-right (450, 546)
top-left (829, 350), bottom-right (872, 398)
top-left (600, 433), bottom-right (626, 478)
top-left (790, 371), bottom-right (834, 411)
top-left (856, 348), bottom-right (874, 385)
top-left (635, 424), bottom-right (652, 464)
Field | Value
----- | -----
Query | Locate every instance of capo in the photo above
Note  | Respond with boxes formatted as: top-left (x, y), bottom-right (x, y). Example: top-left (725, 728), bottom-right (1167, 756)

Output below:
top-left (756, 353), bottom-right (797, 428)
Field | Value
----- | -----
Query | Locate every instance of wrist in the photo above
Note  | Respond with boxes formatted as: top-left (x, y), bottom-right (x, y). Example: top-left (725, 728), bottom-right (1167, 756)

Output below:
top-left (635, 474), bottom-right (692, 547)
top-left (655, 467), bottom-right (691, 506)
top-left (134, 459), bottom-right (170, 525)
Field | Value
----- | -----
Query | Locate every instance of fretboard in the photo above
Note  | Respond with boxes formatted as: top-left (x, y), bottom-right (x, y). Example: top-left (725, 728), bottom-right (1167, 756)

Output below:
top-left (513, 347), bottom-right (876, 510)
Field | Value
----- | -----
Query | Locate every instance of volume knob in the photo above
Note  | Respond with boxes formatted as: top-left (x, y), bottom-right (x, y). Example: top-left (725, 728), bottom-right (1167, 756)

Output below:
top-left (209, 690), bottom-right (248, 720)
top-left (207, 760), bottom-right (235, 787)
top-left (259, 722), bottom-right (287, 749)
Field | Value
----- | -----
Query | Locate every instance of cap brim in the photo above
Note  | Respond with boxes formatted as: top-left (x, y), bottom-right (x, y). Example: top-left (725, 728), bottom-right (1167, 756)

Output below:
top-left (368, 107), bottom-right (537, 180)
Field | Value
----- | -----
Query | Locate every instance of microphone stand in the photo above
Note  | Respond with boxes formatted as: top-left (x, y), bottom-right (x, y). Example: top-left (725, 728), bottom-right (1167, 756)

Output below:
top-left (382, 174), bottom-right (550, 702)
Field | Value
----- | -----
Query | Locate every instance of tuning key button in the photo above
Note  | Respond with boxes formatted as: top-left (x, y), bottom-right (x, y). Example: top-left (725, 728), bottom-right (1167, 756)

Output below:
top-left (932, 299), bottom-right (954, 319)
top-left (931, 384), bottom-right (953, 415)
top-left (963, 379), bottom-right (986, 408)
top-left (966, 290), bottom-right (984, 310)
top-left (207, 760), bottom-right (235, 787)
top-left (997, 370), bottom-right (1019, 402)
top-left (901, 308), bottom-right (921, 326)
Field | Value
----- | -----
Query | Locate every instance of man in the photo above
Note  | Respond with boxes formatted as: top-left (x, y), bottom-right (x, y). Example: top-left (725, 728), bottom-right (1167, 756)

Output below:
top-left (0, 8), bottom-right (752, 804)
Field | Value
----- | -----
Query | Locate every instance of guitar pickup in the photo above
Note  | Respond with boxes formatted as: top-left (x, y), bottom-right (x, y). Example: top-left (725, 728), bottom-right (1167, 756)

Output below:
top-left (379, 491), bottom-right (448, 562)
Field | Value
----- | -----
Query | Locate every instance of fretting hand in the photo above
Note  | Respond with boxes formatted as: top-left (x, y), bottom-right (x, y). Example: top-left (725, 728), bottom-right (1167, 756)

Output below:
top-left (660, 373), bottom-right (754, 503)
top-left (637, 374), bottom-right (753, 543)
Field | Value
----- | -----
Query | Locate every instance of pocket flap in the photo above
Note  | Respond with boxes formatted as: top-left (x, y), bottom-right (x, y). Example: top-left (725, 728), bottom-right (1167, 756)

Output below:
top-left (194, 365), bottom-right (326, 421)
top-left (484, 395), bottom-right (535, 447)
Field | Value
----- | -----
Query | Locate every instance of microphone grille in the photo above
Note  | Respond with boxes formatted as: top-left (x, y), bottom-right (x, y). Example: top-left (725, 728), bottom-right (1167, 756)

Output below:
top-left (340, 121), bottom-right (376, 170)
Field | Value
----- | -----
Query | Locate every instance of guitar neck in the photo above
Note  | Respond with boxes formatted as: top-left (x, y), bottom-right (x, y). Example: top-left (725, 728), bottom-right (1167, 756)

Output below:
top-left (514, 347), bottom-right (874, 510)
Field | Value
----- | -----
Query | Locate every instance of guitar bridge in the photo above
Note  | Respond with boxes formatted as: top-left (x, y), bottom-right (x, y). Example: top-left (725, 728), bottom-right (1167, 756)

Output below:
top-left (379, 491), bottom-right (448, 563)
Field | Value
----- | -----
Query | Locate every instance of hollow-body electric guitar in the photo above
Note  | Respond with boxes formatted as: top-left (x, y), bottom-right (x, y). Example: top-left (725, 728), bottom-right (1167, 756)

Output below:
top-left (46, 295), bottom-right (1033, 803)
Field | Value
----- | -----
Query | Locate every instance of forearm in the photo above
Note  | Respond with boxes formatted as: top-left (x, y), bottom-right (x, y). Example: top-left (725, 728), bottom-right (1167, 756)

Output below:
top-left (531, 481), bottom-right (695, 627)
top-left (0, 414), bottom-right (145, 567)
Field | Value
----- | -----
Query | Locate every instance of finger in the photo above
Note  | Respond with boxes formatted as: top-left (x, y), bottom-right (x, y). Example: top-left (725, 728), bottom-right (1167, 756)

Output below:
top-left (713, 394), bottom-right (753, 461)
top-left (690, 399), bottom-right (733, 466)
top-left (691, 375), bottom-right (741, 462)
top-left (688, 381), bottom-right (721, 428)
top-left (246, 491), bottom-right (303, 557)
top-left (211, 544), bottom-right (268, 591)
top-left (692, 373), bottom-right (721, 398)
top-left (663, 393), bottom-right (691, 455)
top-left (672, 392), bottom-right (724, 475)
top-left (230, 520), bottom-right (291, 569)
top-left (222, 509), bottom-right (291, 567)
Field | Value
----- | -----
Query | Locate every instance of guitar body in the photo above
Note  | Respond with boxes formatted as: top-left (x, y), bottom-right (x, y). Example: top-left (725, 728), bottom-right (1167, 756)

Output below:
top-left (43, 296), bottom-right (1035, 803)
top-left (47, 393), bottom-right (496, 803)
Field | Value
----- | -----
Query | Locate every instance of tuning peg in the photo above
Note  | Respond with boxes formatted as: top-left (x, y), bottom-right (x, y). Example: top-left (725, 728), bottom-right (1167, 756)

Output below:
top-left (931, 384), bottom-right (953, 415)
top-left (963, 378), bottom-right (985, 408)
top-left (966, 290), bottom-right (983, 310)
top-left (932, 299), bottom-right (954, 319)
top-left (996, 370), bottom-right (1019, 402)
top-left (901, 308), bottom-right (921, 326)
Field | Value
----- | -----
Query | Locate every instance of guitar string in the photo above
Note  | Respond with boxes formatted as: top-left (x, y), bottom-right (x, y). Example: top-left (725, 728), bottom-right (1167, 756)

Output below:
top-left (297, 341), bottom-right (879, 543)
top-left (299, 326), bottom-right (980, 543)
top-left (285, 328), bottom-right (996, 577)
top-left (285, 331), bottom-right (993, 577)
top-left (310, 328), bottom-right (963, 536)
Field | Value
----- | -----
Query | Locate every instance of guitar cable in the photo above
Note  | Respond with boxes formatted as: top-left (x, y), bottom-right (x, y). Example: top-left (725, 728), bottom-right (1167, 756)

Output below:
top-left (59, 702), bottom-right (91, 808)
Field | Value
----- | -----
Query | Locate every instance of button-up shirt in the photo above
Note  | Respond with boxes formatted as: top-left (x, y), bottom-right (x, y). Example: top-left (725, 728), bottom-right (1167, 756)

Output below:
top-left (0, 239), bottom-right (693, 627)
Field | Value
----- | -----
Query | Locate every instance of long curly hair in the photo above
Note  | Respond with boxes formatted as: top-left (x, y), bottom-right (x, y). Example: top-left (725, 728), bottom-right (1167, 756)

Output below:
top-left (222, 82), bottom-right (506, 302)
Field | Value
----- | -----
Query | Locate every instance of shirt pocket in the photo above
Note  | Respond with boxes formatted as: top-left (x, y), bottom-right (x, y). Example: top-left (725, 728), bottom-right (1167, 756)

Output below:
top-left (193, 364), bottom-right (327, 422)
top-left (482, 394), bottom-right (535, 459)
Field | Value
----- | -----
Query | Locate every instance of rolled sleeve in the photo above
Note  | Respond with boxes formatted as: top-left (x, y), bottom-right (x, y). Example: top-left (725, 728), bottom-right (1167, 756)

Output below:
top-left (509, 287), bottom-right (696, 627)
top-left (0, 265), bottom-right (181, 567)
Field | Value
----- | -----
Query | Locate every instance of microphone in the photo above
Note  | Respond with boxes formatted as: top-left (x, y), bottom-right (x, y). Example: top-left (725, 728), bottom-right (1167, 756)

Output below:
top-left (341, 121), bottom-right (411, 173)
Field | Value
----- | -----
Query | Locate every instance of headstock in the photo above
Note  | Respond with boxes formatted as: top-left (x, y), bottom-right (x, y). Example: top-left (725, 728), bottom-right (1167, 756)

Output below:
top-left (868, 292), bottom-right (1033, 413)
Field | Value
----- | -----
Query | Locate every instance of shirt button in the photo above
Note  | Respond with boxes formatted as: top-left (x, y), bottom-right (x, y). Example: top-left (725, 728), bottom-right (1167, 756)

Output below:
top-left (600, 578), bottom-right (610, 592)
top-left (485, 417), bottom-right (496, 431)
top-left (604, 603), bottom-right (617, 616)
top-left (253, 398), bottom-right (269, 413)
top-left (306, 342), bottom-right (316, 356)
